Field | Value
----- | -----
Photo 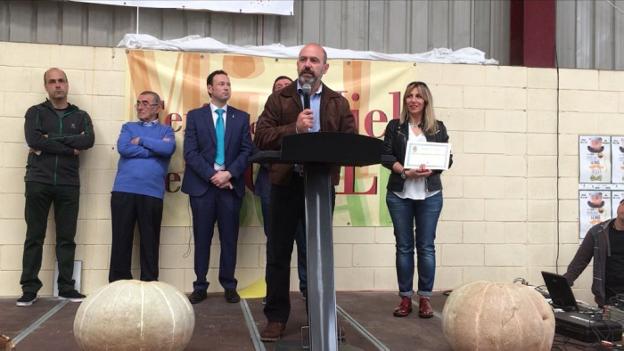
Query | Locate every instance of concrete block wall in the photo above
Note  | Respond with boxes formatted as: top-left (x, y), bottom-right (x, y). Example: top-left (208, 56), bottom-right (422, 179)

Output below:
top-left (0, 42), bottom-right (614, 305)
top-left (555, 68), bottom-right (624, 303)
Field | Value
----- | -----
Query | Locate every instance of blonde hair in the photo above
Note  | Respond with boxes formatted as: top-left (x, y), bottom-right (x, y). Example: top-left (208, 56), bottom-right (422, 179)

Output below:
top-left (399, 81), bottom-right (438, 135)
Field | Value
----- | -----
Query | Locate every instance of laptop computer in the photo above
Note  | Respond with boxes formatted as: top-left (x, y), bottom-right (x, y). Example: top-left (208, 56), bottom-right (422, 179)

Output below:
top-left (541, 271), bottom-right (623, 342)
top-left (541, 271), bottom-right (579, 312)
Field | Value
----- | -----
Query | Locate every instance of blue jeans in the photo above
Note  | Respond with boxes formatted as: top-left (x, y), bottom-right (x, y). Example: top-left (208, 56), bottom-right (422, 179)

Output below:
top-left (386, 191), bottom-right (443, 297)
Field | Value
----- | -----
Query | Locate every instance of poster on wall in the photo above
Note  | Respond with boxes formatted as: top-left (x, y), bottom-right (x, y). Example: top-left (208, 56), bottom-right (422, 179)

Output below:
top-left (579, 136), bottom-right (611, 183)
top-left (613, 191), bottom-right (624, 218)
top-left (611, 136), bottom-right (624, 184)
top-left (579, 190), bottom-right (611, 239)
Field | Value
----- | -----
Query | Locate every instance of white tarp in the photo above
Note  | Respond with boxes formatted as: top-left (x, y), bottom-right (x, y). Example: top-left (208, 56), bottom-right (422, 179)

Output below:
top-left (70, 0), bottom-right (293, 16)
top-left (117, 34), bottom-right (499, 64)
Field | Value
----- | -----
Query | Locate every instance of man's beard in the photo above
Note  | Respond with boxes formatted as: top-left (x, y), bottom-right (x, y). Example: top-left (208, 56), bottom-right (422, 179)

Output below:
top-left (298, 71), bottom-right (317, 86)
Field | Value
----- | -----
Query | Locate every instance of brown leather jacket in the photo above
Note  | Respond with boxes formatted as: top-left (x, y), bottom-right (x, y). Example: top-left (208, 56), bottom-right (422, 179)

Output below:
top-left (254, 82), bottom-right (356, 186)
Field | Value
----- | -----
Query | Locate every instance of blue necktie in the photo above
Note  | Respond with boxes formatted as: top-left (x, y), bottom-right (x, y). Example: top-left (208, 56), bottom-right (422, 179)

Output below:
top-left (215, 108), bottom-right (225, 166)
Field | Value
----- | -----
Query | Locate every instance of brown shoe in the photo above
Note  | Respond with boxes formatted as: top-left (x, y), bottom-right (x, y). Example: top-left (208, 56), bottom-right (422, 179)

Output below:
top-left (393, 296), bottom-right (412, 317)
top-left (260, 321), bottom-right (286, 342)
top-left (418, 296), bottom-right (433, 318)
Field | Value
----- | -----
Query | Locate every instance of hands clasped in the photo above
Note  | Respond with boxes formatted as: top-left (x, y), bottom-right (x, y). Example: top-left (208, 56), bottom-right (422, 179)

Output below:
top-left (211, 170), bottom-right (233, 189)
top-left (404, 164), bottom-right (432, 178)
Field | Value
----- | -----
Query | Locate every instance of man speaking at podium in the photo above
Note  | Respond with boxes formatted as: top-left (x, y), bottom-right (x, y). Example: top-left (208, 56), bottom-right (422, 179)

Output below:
top-left (254, 43), bottom-right (356, 341)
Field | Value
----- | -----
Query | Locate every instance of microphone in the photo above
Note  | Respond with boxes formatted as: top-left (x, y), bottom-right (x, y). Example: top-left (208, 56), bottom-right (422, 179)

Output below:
top-left (302, 83), bottom-right (312, 109)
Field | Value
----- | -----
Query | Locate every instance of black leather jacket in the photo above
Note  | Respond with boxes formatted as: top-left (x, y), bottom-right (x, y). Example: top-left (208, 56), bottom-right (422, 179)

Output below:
top-left (382, 119), bottom-right (452, 193)
top-left (563, 219), bottom-right (613, 306)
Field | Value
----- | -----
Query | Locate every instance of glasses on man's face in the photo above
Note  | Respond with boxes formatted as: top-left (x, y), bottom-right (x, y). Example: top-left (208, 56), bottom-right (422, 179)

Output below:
top-left (135, 101), bottom-right (159, 108)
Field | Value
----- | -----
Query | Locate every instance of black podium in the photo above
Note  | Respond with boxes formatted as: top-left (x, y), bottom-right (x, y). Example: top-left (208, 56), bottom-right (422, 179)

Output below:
top-left (252, 132), bottom-right (383, 351)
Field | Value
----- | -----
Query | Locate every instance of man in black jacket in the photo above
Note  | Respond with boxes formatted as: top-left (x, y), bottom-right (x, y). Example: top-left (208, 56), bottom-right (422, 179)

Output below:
top-left (17, 68), bottom-right (94, 306)
top-left (564, 198), bottom-right (624, 307)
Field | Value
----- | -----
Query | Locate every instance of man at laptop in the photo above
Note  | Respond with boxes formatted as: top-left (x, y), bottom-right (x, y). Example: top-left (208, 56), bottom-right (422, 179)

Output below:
top-left (564, 198), bottom-right (624, 307)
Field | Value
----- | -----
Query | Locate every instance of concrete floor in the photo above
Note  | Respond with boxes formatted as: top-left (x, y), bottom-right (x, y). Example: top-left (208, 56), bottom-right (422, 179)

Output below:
top-left (0, 291), bottom-right (603, 350)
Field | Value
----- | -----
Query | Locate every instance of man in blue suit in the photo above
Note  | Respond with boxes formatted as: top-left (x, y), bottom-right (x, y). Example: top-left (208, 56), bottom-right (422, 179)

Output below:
top-left (181, 70), bottom-right (253, 304)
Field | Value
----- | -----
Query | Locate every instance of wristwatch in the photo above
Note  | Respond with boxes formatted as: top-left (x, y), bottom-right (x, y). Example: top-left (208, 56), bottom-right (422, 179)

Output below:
top-left (400, 170), bottom-right (406, 179)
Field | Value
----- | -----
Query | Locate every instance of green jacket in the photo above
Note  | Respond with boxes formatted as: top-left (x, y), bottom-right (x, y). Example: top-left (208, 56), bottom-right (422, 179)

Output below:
top-left (24, 100), bottom-right (94, 186)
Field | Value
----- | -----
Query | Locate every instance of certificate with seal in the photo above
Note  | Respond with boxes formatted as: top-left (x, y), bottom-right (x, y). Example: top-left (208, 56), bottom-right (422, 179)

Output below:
top-left (403, 141), bottom-right (451, 170)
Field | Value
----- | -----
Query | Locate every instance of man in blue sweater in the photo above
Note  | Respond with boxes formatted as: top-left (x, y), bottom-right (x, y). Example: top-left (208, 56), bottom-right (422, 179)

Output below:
top-left (108, 91), bottom-right (176, 282)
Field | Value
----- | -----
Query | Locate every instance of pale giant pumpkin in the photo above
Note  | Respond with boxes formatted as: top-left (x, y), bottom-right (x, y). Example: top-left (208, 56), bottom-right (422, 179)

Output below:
top-left (73, 280), bottom-right (195, 351)
top-left (442, 281), bottom-right (555, 351)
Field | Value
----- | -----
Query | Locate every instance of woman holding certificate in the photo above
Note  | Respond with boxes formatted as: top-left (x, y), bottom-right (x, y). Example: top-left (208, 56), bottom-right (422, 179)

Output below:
top-left (382, 81), bottom-right (452, 318)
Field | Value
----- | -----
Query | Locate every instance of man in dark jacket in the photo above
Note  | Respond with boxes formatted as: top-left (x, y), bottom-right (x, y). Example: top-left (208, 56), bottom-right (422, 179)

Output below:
top-left (181, 70), bottom-right (253, 305)
top-left (254, 43), bottom-right (356, 341)
top-left (17, 68), bottom-right (94, 306)
top-left (564, 198), bottom-right (624, 307)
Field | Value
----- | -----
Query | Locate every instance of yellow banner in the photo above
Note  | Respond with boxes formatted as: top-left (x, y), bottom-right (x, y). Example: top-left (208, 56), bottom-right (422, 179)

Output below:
top-left (125, 50), bottom-right (418, 227)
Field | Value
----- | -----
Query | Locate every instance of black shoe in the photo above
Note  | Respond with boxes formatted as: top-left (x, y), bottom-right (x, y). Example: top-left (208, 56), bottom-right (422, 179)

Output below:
top-left (58, 290), bottom-right (85, 302)
top-left (189, 290), bottom-right (207, 304)
top-left (224, 289), bottom-right (240, 303)
top-left (16, 292), bottom-right (38, 307)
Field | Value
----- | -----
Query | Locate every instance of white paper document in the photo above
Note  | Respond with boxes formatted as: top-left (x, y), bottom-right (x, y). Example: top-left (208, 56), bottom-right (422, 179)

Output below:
top-left (403, 141), bottom-right (451, 170)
